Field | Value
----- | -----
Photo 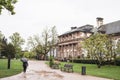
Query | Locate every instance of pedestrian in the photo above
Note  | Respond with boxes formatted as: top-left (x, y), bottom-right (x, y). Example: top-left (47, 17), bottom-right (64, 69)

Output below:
top-left (21, 57), bottom-right (28, 73)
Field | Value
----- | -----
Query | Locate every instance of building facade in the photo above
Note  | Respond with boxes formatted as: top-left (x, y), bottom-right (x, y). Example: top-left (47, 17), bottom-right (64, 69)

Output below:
top-left (97, 18), bottom-right (120, 44)
top-left (56, 18), bottom-right (120, 60)
top-left (57, 25), bottom-right (93, 60)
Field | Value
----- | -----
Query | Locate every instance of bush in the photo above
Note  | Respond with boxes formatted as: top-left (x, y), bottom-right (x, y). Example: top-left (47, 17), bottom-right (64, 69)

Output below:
top-left (0, 56), bottom-right (6, 59)
top-left (49, 56), bottom-right (54, 67)
top-left (71, 59), bottom-right (99, 64)
top-left (71, 59), bottom-right (120, 66)
top-left (115, 57), bottom-right (120, 66)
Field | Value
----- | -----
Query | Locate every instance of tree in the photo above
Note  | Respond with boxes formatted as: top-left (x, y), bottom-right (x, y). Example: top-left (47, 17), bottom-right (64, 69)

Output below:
top-left (27, 27), bottom-right (57, 60)
top-left (0, 0), bottom-right (17, 15)
top-left (27, 36), bottom-right (37, 50)
top-left (0, 31), bottom-right (4, 39)
top-left (93, 33), bottom-right (109, 67)
top-left (9, 32), bottom-right (25, 58)
top-left (82, 33), bottom-right (109, 68)
top-left (0, 0), bottom-right (17, 69)
top-left (27, 26), bottom-right (58, 60)
top-left (0, 37), bottom-right (8, 57)
top-left (0, 37), bottom-right (16, 69)
top-left (50, 26), bottom-right (58, 57)
top-left (0, 31), bottom-right (5, 57)
top-left (42, 27), bottom-right (51, 60)
top-left (1, 41), bottom-right (15, 58)
top-left (27, 35), bottom-right (44, 59)
top-left (23, 51), bottom-right (36, 59)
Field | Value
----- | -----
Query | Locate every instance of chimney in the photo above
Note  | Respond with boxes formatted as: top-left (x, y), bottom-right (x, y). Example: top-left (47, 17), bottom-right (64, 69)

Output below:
top-left (71, 27), bottom-right (77, 30)
top-left (96, 17), bottom-right (103, 28)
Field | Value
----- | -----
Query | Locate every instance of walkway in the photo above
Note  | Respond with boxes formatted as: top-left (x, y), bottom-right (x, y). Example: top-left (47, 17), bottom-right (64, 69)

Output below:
top-left (0, 61), bottom-right (112, 80)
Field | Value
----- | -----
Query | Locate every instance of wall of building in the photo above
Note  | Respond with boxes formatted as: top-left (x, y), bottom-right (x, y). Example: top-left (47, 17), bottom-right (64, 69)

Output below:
top-left (57, 31), bottom-right (92, 60)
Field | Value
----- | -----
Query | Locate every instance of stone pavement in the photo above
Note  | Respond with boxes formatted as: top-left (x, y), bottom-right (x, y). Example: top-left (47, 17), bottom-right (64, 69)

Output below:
top-left (0, 61), bottom-right (112, 80)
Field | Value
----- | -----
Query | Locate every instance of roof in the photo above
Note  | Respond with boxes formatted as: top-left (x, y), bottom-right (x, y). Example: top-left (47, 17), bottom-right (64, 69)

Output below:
top-left (99, 20), bottom-right (120, 34)
top-left (58, 24), bottom-right (94, 37)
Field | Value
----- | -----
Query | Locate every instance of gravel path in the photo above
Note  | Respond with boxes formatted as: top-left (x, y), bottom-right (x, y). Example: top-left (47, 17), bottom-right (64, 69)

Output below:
top-left (0, 61), bottom-right (112, 80)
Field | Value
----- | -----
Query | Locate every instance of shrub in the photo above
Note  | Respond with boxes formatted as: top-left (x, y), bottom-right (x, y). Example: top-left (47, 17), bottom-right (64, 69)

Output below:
top-left (115, 57), bottom-right (120, 66)
top-left (71, 59), bottom-right (120, 66)
top-left (71, 59), bottom-right (99, 64)
top-left (49, 56), bottom-right (54, 67)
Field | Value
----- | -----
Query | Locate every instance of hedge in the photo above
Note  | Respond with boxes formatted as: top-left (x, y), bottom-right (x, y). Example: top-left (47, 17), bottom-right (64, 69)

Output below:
top-left (69, 59), bottom-right (120, 66)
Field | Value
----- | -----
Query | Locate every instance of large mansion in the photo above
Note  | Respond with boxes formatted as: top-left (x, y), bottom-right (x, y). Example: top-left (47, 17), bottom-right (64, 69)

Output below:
top-left (57, 25), bottom-right (94, 60)
top-left (56, 17), bottom-right (120, 60)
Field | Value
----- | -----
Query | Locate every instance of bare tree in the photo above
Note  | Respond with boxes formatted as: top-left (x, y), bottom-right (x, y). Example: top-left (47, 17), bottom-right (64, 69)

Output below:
top-left (51, 26), bottom-right (58, 57)
top-left (27, 34), bottom-right (43, 59)
top-left (42, 27), bottom-right (51, 60)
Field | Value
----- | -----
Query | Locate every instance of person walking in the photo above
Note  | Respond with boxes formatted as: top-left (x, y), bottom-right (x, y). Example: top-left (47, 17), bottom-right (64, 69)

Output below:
top-left (21, 57), bottom-right (28, 73)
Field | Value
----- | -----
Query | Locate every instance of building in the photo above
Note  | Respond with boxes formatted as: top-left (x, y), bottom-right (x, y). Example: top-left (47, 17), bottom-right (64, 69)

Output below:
top-left (98, 18), bottom-right (120, 57)
top-left (57, 17), bottom-right (120, 60)
top-left (57, 25), bottom-right (94, 60)
top-left (98, 18), bottom-right (120, 47)
top-left (99, 20), bottom-right (120, 38)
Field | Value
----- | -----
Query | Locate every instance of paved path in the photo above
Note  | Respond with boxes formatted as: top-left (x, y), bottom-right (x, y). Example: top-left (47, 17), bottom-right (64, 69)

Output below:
top-left (0, 61), bottom-right (112, 80)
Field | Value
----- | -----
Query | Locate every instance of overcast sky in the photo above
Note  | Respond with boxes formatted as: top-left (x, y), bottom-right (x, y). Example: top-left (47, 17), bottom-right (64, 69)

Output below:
top-left (0, 0), bottom-right (120, 42)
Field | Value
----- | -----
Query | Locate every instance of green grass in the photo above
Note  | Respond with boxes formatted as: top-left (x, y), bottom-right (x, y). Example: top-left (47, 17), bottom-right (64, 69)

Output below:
top-left (54, 62), bottom-right (120, 80)
top-left (0, 59), bottom-right (22, 78)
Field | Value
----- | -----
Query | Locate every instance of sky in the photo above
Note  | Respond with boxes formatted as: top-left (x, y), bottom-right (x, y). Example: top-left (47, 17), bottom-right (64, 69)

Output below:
top-left (0, 0), bottom-right (120, 48)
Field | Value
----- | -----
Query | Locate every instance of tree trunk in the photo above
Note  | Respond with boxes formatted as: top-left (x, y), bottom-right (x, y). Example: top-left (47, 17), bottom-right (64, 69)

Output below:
top-left (8, 55), bottom-right (11, 69)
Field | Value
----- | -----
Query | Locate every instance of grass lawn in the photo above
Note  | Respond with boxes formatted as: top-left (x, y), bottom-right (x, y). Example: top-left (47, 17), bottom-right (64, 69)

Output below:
top-left (0, 59), bottom-right (22, 78)
top-left (54, 62), bottom-right (120, 80)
